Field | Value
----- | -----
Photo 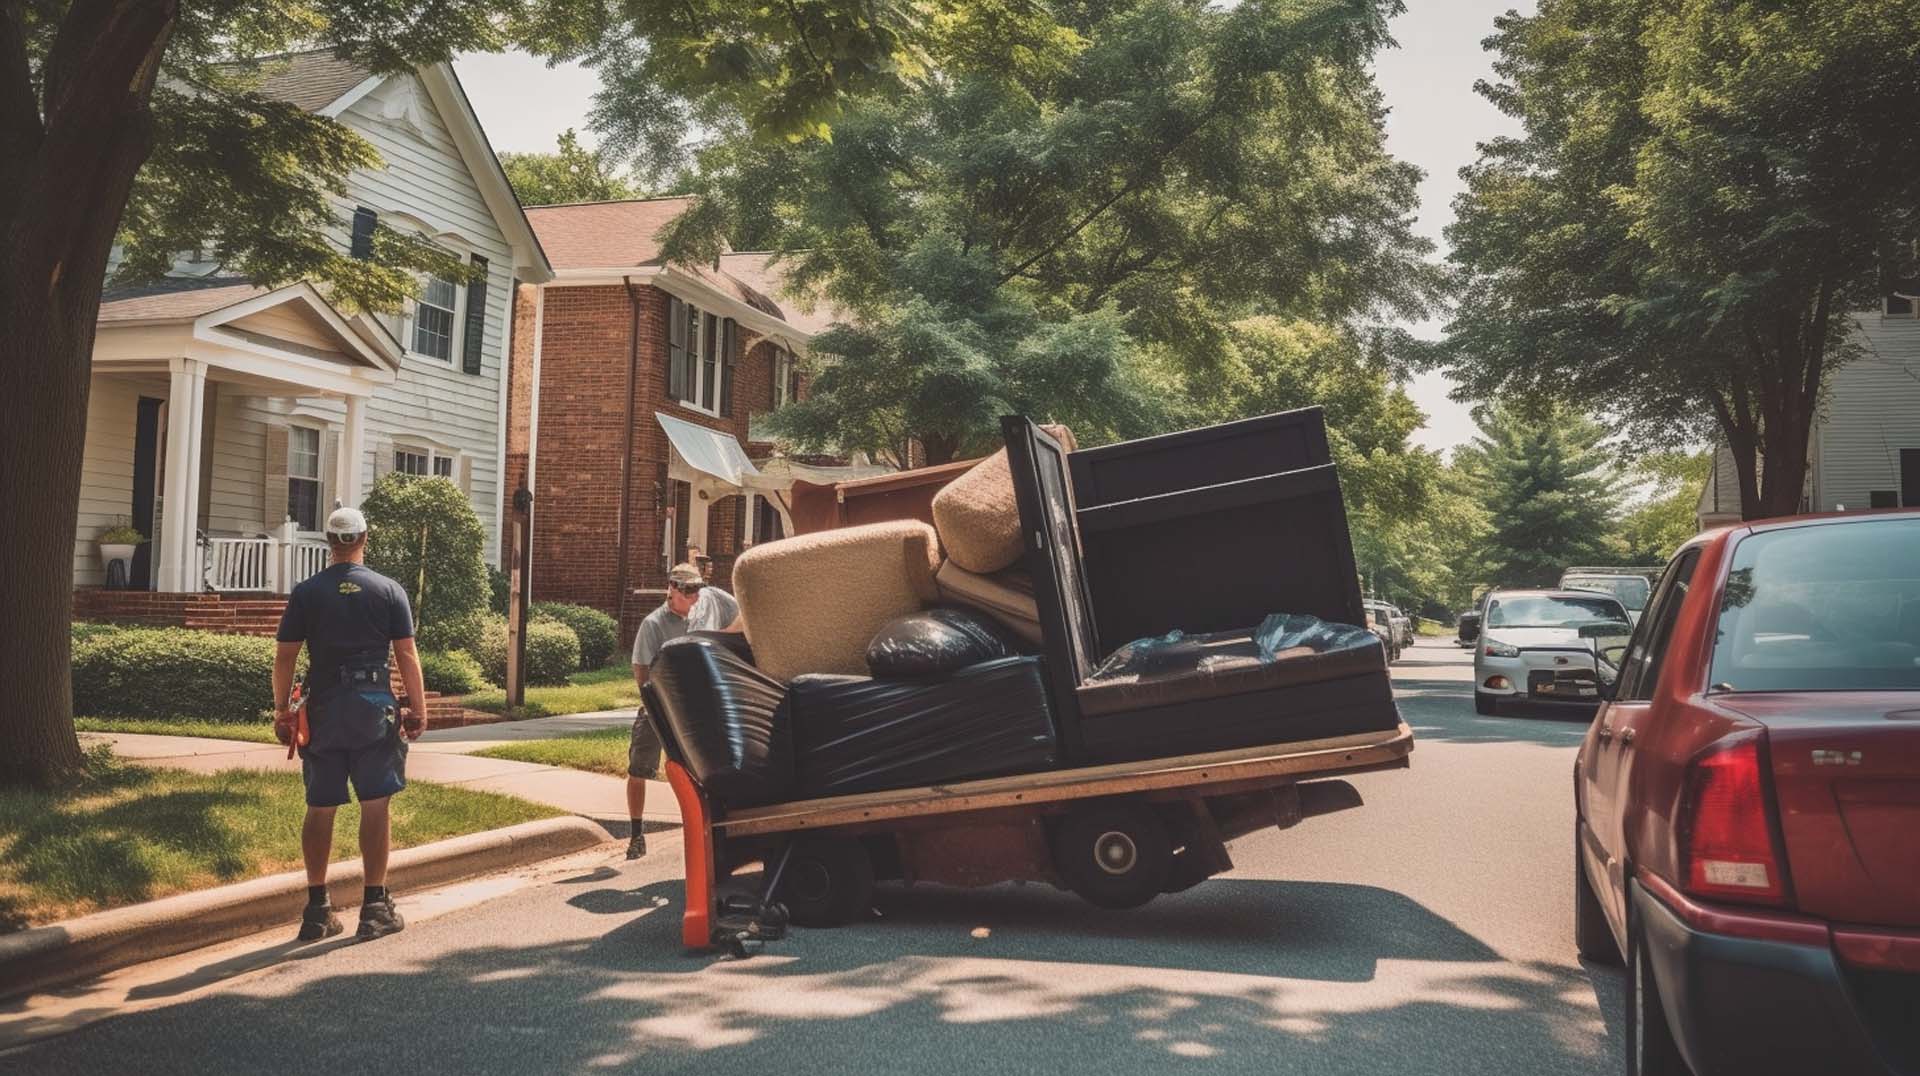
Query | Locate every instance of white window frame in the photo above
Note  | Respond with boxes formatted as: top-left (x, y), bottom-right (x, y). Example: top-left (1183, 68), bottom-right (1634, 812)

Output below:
top-left (773, 346), bottom-right (795, 408)
top-left (392, 441), bottom-right (460, 480)
top-left (393, 223), bottom-right (471, 367)
top-left (287, 422), bottom-right (325, 533)
top-left (676, 307), bottom-right (720, 416)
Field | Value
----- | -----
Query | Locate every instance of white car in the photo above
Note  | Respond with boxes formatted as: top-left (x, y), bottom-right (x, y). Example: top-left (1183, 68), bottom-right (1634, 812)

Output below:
top-left (1472, 589), bottom-right (1631, 715)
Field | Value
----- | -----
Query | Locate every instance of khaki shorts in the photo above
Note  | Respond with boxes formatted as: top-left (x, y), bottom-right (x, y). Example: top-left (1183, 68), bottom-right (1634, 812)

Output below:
top-left (628, 710), bottom-right (664, 779)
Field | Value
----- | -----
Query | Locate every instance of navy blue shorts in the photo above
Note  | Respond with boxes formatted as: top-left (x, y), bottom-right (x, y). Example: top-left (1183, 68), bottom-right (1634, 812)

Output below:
top-left (300, 735), bottom-right (407, 807)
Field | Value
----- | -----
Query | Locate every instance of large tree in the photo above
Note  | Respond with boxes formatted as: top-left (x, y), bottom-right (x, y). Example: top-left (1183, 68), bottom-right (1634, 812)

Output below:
top-left (1440, 0), bottom-right (1920, 521)
top-left (1, 0), bottom-right (930, 787)
top-left (1455, 402), bottom-right (1623, 588)
top-left (644, 0), bottom-right (1442, 462)
top-left (499, 129), bottom-right (638, 206)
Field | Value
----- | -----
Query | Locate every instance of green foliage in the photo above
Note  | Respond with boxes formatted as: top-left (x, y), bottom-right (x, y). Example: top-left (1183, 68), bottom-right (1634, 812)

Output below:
top-left (1618, 451), bottom-right (1712, 564)
top-left (418, 649), bottom-right (488, 695)
top-left (530, 602), bottom-right (620, 670)
top-left (499, 129), bottom-right (638, 206)
top-left (1439, 0), bottom-right (1920, 518)
top-left (663, 0), bottom-right (1439, 461)
top-left (472, 617), bottom-right (579, 687)
top-left (360, 474), bottom-right (490, 643)
top-left (415, 608), bottom-right (494, 657)
top-left (96, 516), bottom-right (145, 545)
top-left (71, 627), bottom-right (278, 724)
top-left (1456, 403), bottom-right (1625, 588)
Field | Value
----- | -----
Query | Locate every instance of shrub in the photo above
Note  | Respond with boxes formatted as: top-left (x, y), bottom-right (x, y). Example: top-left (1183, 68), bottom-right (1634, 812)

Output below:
top-left (419, 649), bottom-right (487, 695)
top-left (488, 565), bottom-right (511, 615)
top-left (531, 602), bottom-right (619, 669)
top-left (361, 474), bottom-right (489, 643)
top-left (71, 622), bottom-right (125, 644)
top-left (72, 626), bottom-right (278, 723)
top-left (472, 616), bottom-right (579, 686)
top-left (416, 608), bottom-right (494, 656)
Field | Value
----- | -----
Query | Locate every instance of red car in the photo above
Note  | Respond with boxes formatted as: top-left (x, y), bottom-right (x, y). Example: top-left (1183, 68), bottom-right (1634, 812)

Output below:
top-left (1574, 511), bottom-right (1920, 1076)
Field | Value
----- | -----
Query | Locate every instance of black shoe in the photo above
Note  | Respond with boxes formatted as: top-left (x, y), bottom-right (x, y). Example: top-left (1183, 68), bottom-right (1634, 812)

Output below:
top-left (625, 833), bottom-right (648, 860)
top-left (356, 897), bottom-right (405, 940)
top-left (299, 904), bottom-right (344, 941)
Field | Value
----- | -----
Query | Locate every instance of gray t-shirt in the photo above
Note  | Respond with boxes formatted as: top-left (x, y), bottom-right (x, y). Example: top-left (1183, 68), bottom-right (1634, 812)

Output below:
top-left (630, 587), bottom-right (740, 668)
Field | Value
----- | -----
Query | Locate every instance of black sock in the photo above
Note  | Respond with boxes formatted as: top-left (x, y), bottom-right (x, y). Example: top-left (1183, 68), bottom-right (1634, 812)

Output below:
top-left (307, 885), bottom-right (328, 907)
top-left (364, 885), bottom-right (388, 905)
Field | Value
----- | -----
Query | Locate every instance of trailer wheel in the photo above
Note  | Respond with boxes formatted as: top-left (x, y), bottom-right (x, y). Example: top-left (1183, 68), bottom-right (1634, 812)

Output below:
top-left (1051, 802), bottom-right (1172, 910)
top-left (776, 837), bottom-right (875, 928)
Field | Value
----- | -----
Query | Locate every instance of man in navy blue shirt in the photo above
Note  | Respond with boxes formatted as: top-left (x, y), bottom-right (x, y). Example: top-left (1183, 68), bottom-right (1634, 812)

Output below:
top-left (274, 506), bottom-right (428, 942)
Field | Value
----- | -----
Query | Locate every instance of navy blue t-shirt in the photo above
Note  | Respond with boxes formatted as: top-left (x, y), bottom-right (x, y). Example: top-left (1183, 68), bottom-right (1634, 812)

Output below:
top-left (276, 563), bottom-right (414, 693)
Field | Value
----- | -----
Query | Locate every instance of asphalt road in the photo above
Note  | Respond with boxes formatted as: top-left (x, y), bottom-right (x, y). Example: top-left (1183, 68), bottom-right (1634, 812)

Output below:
top-left (3, 638), bottom-right (1623, 1076)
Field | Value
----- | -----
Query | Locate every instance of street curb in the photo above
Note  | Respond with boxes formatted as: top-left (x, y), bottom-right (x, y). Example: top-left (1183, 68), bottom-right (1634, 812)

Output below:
top-left (0, 816), bottom-right (609, 1000)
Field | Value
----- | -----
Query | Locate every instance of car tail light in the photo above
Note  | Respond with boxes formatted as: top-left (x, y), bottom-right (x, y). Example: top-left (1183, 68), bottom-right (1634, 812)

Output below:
top-left (1678, 734), bottom-right (1789, 906)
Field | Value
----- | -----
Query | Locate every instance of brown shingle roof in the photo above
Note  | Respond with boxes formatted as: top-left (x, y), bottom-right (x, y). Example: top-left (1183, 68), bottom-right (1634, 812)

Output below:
top-left (219, 48), bottom-right (373, 112)
top-left (98, 277), bottom-right (269, 323)
top-left (718, 253), bottom-right (845, 335)
top-left (524, 197), bottom-right (699, 270)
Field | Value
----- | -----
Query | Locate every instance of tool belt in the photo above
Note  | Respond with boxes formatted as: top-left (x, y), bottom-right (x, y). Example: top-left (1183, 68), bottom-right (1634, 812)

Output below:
top-left (309, 659), bottom-right (398, 752)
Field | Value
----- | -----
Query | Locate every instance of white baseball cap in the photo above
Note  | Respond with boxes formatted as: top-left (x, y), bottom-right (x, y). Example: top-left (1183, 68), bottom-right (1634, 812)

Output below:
top-left (325, 506), bottom-right (368, 540)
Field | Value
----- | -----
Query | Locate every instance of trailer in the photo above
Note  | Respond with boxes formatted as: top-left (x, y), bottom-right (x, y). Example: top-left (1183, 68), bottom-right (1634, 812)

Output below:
top-left (663, 722), bottom-right (1413, 952)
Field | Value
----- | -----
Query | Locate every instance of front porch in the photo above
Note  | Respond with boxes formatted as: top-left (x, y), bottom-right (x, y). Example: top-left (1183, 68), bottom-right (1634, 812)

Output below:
top-left (79, 278), bottom-right (399, 594)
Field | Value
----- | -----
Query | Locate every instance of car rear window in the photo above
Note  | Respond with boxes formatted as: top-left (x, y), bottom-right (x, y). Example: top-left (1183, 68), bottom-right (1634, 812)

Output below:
top-left (1486, 595), bottom-right (1626, 627)
top-left (1562, 575), bottom-right (1651, 611)
top-left (1710, 518), bottom-right (1920, 693)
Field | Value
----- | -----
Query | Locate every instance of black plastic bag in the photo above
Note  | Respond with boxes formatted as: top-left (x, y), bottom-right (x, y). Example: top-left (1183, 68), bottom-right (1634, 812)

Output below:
top-left (1087, 612), bottom-right (1373, 682)
top-left (865, 606), bottom-right (1021, 679)
top-left (647, 635), bottom-right (792, 806)
top-left (784, 656), bottom-right (1057, 797)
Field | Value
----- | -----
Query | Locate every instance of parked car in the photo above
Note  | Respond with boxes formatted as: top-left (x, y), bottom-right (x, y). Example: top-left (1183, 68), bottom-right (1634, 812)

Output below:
top-left (1473, 589), bottom-right (1632, 715)
top-left (1559, 566), bottom-right (1661, 626)
top-left (1456, 607), bottom-right (1483, 647)
top-left (1364, 606), bottom-right (1400, 663)
top-left (1573, 511), bottom-right (1920, 1076)
top-left (1365, 600), bottom-right (1414, 651)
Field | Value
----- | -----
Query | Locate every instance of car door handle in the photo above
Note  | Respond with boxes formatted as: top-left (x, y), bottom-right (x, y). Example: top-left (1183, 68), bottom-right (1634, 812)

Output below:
top-left (1597, 725), bottom-right (1612, 742)
top-left (1619, 727), bottom-right (1635, 745)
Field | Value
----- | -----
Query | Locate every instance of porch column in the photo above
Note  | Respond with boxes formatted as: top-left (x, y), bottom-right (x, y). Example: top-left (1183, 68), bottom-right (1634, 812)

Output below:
top-left (157, 358), bottom-right (208, 593)
top-left (337, 394), bottom-right (367, 508)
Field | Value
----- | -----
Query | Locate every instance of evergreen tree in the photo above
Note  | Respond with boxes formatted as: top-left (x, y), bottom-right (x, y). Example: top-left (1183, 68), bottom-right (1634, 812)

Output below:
top-left (1457, 403), bottom-right (1623, 588)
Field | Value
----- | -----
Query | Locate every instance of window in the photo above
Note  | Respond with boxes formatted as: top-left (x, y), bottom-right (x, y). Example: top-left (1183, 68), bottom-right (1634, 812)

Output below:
top-left (1888, 293), bottom-right (1915, 317)
top-left (394, 445), bottom-right (459, 482)
top-left (665, 297), bottom-right (735, 415)
top-left (412, 275), bottom-right (456, 360)
top-left (1708, 519), bottom-right (1920, 693)
top-left (745, 493), bottom-right (785, 545)
top-left (433, 455), bottom-right (453, 478)
top-left (773, 347), bottom-right (796, 408)
top-left (700, 311), bottom-right (721, 410)
top-left (1871, 490), bottom-right (1900, 509)
top-left (394, 448), bottom-right (430, 476)
top-left (1617, 550), bottom-right (1701, 701)
top-left (288, 426), bottom-right (322, 531)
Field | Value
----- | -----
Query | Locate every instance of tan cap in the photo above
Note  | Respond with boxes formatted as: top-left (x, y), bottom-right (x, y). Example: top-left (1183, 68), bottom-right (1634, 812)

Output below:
top-left (668, 564), bottom-right (705, 589)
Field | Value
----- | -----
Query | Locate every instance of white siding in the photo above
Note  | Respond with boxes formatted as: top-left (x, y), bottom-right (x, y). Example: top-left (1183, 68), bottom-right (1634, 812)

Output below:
top-left (337, 75), bottom-right (512, 561)
top-left (1812, 315), bottom-right (1920, 512)
top-left (73, 375), bottom-right (161, 584)
top-left (205, 384), bottom-right (269, 534)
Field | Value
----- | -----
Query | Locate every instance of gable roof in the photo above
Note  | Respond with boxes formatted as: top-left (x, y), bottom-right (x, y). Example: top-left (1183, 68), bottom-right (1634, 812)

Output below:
top-left (718, 253), bottom-right (846, 336)
top-left (218, 49), bottom-right (375, 113)
top-left (524, 197), bottom-right (700, 270)
top-left (99, 276), bottom-right (270, 323)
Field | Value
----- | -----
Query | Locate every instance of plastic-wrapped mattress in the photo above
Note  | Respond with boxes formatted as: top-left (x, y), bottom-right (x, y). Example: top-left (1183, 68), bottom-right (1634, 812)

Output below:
top-left (784, 656), bottom-right (1058, 797)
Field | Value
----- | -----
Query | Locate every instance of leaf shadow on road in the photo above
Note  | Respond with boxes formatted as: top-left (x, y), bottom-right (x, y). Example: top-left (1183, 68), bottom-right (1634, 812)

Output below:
top-left (10, 876), bottom-right (1623, 1076)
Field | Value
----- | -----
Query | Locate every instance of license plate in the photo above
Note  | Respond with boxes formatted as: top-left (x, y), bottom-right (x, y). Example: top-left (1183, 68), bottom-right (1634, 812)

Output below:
top-left (1538, 683), bottom-right (1554, 694)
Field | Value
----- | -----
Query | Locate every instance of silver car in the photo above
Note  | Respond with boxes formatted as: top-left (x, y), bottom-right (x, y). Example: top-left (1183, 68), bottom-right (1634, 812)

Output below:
top-left (1364, 600), bottom-right (1414, 651)
top-left (1472, 589), bottom-right (1631, 715)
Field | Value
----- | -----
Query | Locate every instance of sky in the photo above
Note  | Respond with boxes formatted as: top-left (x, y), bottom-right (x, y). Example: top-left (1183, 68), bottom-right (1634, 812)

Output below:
top-left (453, 0), bottom-right (1532, 453)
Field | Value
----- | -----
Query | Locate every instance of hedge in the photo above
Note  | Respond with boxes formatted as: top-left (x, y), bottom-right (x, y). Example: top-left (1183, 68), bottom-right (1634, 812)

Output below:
top-left (472, 616), bottom-right (579, 686)
top-left (419, 649), bottom-right (487, 695)
top-left (416, 609), bottom-right (493, 656)
top-left (72, 626), bottom-right (280, 723)
top-left (530, 602), bottom-right (619, 669)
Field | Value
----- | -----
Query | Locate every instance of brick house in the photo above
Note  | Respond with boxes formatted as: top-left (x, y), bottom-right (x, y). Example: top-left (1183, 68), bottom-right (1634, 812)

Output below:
top-left (505, 198), bottom-right (841, 641)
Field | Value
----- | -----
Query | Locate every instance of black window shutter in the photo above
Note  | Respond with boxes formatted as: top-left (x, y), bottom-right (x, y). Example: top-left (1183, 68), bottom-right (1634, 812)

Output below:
top-left (720, 318), bottom-right (738, 417)
top-left (350, 207), bottom-right (378, 259)
top-left (461, 254), bottom-right (488, 375)
top-left (667, 297), bottom-right (688, 401)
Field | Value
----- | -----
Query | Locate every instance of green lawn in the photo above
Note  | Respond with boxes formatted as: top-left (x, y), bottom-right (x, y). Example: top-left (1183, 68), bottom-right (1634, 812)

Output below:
top-left (471, 726), bottom-right (630, 777)
top-left (75, 717), bottom-right (280, 744)
top-left (0, 748), bottom-right (559, 931)
top-left (458, 664), bottom-right (639, 719)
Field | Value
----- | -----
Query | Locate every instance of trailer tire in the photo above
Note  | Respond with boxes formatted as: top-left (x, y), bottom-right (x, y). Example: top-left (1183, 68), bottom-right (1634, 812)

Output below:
top-left (1051, 802), bottom-right (1172, 910)
top-left (777, 837), bottom-right (875, 928)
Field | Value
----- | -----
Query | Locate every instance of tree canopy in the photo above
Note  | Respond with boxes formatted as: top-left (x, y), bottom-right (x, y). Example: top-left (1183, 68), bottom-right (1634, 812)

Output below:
top-left (652, 0), bottom-right (1442, 462)
top-left (499, 129), bottom-right (639, 207)
top-left (1455, 402), bottom-right (1624, 589)
top-left (1438, 0), bottom-right (1920, 520)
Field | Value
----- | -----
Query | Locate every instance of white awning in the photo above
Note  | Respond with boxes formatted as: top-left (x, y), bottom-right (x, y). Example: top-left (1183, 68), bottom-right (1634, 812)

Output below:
top-left (752, 457), bottom-right (896, 486)
top-left (657, 412), bottom-right (760, 489)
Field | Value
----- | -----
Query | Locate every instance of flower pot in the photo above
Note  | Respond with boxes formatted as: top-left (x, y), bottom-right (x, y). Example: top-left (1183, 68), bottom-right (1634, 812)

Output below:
top-left (98, 543), bottom-right (137, 587)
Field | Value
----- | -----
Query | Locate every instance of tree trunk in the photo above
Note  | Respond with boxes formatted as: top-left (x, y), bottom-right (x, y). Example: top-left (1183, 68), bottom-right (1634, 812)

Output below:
top-left (0, 0), bottom-right (177, 786)
top-left (919, 433), bottom-right (961, 467)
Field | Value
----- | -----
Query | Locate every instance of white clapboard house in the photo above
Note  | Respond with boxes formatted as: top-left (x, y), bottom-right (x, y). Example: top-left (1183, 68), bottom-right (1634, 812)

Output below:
top-left (77, 49), bottom-right (551, 604)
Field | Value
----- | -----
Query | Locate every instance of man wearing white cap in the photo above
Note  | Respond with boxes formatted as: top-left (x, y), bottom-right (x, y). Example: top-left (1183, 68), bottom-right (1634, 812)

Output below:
top-left (272, 505), bottom-right (428, 942)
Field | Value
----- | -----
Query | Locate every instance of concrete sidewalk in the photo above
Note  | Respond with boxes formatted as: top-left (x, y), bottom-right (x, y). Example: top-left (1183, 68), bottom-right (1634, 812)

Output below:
top-left (414, 709), bottom-right (634, 753)
top-left (89, 730), bottom-right (676, 830)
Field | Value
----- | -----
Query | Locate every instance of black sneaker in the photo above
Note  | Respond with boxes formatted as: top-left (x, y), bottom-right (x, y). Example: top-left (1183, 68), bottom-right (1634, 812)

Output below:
top-left (356, 897), bottom-right (405, 940)
top-left (299, 904), bottom-right (343, 941)
top-left (625, 833), bottom-right (648, 860)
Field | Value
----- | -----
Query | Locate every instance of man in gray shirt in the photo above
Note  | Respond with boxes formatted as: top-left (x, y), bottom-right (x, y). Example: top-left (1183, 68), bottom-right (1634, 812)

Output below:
top-left (626, 563), bottom-right (741, 858)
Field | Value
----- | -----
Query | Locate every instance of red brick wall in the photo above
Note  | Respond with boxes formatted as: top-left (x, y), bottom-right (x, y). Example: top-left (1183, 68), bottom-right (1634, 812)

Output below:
top-left (525, 282), bottom-right (803, 644)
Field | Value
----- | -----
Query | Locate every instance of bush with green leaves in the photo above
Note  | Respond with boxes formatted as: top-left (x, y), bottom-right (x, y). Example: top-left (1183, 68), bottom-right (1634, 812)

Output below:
top-left (530, 602), bottom-right (620, 670)
top-left (360, 474), bottom-right (489, 644)
top-left (488, 565), bottom-right (511, 615)
top-left (418, 649), bottom-right (487, 695)
top-left (415, 608), bottom-right (494, 657)
top-left (472, 616), bottom-right (579, 687)
top-left (72, 626), bottom-right (280, 723)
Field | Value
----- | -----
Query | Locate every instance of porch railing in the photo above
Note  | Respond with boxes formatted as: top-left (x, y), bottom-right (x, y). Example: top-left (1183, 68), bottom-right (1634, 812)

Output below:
top-left (200, 527), bottom-right (332, 595)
